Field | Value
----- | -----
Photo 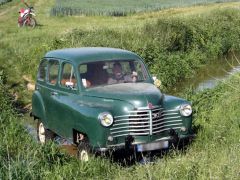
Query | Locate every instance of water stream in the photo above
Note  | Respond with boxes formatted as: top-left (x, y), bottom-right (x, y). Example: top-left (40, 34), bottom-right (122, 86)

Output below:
top-left (169, 53), bottom-right (240, 95)
top-left (22, 53), bottom-right (240, 156)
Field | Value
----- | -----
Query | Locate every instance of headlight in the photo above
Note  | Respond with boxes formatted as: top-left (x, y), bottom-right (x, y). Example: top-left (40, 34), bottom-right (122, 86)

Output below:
top-left (98, 112), bottom-right (114, 127)
top-left (179, 104), bottom-right (192, 117)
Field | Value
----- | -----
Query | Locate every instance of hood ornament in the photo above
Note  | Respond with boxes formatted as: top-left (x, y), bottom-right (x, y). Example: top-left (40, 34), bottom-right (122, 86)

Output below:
top-left (148, 102), bottom-right (153, 109)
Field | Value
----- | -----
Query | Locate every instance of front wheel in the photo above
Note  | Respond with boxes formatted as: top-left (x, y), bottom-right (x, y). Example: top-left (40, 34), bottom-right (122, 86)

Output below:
top-left (77, 140), bottom-right (91, 161)
top-left (23, 17), bottom-right (37, 28)
top-left (37, 121), bottom-right (55, 144)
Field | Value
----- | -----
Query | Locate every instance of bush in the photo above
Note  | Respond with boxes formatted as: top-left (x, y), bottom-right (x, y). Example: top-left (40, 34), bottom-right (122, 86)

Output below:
top-left (45, 9), bottom-right (240, 91)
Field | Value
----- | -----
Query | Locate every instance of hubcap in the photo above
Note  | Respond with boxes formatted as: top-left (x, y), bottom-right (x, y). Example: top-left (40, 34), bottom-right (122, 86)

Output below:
top-left (38, 122), bottom-right (45, 144)
top-left (80, 150), bottom-right (89, 161)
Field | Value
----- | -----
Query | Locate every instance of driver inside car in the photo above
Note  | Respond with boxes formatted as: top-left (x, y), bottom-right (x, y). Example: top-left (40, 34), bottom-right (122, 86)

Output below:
top-left (108, 62), bottom-right (138, 84)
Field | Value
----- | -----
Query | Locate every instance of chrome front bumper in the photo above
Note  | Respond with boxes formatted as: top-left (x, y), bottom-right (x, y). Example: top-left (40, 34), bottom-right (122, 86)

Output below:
top-left (96, 134), bottom-right (196, 152)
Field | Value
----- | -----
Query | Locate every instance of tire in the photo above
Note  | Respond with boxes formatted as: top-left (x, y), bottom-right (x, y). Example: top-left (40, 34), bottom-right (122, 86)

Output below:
top-left (37, 120), bottom-right (55, 144)
top-left (23, 17), bottom-right (36, 28)
top-left (77, 140), bottom-right (91, 162)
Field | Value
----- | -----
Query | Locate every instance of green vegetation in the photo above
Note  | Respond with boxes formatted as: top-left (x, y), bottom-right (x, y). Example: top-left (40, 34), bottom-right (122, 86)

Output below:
top-left (0, 0), bottom-right (11, 6)
top-left (1, 1), bottom-right (240, 178)
top-left (1, 69), bottom-right (240, 179)
top-left (51, 0), bottom-right (238, 16)
top-left (43, 9), bottom-right (240, 91)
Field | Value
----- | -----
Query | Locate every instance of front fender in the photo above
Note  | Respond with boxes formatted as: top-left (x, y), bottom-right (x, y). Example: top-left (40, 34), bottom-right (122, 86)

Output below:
top-left (162, 94), bottom-right (190, 110)
top-left (72, 96), bottom-right (134, 148)
top-left (162, 94), bottom-right (193, 135)
top-left (73, 106), bottom-right (109, 148)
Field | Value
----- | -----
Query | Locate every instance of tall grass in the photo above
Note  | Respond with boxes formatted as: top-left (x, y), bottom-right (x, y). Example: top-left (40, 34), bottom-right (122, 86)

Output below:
top-left (50, 0), bottom-right (238, 16)
top-left (1, 68), bottom-right (240, 178)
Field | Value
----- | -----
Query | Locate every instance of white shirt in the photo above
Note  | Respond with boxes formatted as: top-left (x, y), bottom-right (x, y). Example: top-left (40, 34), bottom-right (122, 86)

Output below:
top-left (108, 74), bottom-right (133, 84)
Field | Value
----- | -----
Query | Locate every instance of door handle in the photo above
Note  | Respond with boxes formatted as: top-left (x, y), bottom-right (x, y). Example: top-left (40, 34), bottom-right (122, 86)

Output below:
top-left (51, 91), bottom-right (58, 96)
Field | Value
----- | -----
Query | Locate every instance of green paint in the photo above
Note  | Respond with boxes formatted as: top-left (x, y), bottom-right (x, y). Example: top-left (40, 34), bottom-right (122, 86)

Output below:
top-left (32, 47), bottom-right (193, 150)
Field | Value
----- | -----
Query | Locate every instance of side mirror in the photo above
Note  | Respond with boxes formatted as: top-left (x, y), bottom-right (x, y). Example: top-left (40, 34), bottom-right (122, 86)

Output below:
top-left (152, 76), bottom-right (161, 88)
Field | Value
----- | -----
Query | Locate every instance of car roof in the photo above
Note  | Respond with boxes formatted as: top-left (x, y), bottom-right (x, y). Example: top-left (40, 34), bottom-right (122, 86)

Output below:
top-left (44, 47), bottom-right (142, 64)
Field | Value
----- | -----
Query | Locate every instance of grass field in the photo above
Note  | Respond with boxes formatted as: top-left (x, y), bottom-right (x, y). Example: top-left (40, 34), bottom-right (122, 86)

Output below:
top-left (51, 0), bottom-right (238, 16)
top-left (0, 0), bottom-right (11, 5)
top-left (0, 0), bottom-right (240, 178)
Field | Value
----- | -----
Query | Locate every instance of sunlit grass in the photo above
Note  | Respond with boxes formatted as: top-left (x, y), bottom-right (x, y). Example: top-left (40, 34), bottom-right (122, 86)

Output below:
top-left (0, 0), bottom-right (240, 178)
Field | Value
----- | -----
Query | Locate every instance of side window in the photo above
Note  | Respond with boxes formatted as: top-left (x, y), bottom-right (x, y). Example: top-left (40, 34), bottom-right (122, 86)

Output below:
top-left (37, 59), bottom-right (47, 81)
top-left (60, 63), bottom-right (77, 90)
top-left (48, 60), bottom-right (59, 85)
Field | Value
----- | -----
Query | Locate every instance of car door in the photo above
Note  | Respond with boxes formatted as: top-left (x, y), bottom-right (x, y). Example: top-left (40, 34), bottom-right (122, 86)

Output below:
top-left (43, 59), bottom-right (61, 134)
top-left (34, 59), bottom-right (49, 124)
top-left (48, 61), bottom-right (79, 139)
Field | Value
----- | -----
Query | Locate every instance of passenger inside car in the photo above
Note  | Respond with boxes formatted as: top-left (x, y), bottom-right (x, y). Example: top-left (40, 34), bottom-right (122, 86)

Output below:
top-left (81, 62), bottom-right (108, 88)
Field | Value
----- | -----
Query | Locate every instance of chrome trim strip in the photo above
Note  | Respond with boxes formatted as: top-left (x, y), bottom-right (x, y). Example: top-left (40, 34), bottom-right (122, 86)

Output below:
top-left (113, 121), bottom-right (150, 126)
top-left (154, 136), bottom-right (172, 141)
top-left (152, 120), bottom-right (182, 127)
top-left (153, 123), bottom-right (182, 130)
top-left (161, 116), bottom-right (181, 120)
top-left (152, 118), bottom-right (181, 124)
top-left (149, 110), bottom-right (153, 135)
top-left (151, 108), bottom-right (163, 112)
top-left (128, 110), bottom-right (153, 113)
top-left (152, 127), bottom-right (181, 134)
top-left (137, 107), bottom-right (163, 110)
top-left (115, 114), bottom-right (149, 118)
top-left (151, 117), bottom-right (164, 122)
top-left (110, 129), bottom-right (150, 134)
top-left (130, 132), bottom-right (150, 135)
top-left (114, 117), bottom-right (149, 122)
top-left (111, 125), bottom-right (150, 131)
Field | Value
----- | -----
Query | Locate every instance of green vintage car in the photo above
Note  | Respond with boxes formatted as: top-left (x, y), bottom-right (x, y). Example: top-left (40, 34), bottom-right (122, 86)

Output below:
top-left (31, 47), bottom-right (194, 161)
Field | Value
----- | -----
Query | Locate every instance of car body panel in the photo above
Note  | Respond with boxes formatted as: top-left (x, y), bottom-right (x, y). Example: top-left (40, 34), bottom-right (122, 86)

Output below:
top-left (32, 47), bottom-right (194, 151)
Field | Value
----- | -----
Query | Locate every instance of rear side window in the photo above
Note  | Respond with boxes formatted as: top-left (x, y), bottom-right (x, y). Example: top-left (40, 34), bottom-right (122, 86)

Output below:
top-left (60, 63), bottom-right (77, 90)
top-left (37, 59), bottom-right (47, 81)
top-left (48, 60), bottom-right (59, 85)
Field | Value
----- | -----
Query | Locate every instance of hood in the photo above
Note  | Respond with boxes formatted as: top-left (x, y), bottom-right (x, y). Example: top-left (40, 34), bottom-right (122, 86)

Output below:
top-left (84, 83), bottom-right (163, 108)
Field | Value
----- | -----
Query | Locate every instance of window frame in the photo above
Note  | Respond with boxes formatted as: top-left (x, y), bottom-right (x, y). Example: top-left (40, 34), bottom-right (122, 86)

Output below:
top-left (78, 59), bottom-right (150, 89)
top-left (46, 59), bottom-right (60, 86)
top-left (59, 61), bottom-right (78, 91)
top-left (37, 59), bottom-right (48, 82)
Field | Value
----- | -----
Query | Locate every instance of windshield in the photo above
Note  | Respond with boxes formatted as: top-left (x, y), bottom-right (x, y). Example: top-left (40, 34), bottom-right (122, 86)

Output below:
top-left (79, 60), bottom-right (149, 88)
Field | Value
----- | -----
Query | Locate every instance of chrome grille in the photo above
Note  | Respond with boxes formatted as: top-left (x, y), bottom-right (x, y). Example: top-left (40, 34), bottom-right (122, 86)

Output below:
top-left (110, 107), bottom-right (183, 138)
